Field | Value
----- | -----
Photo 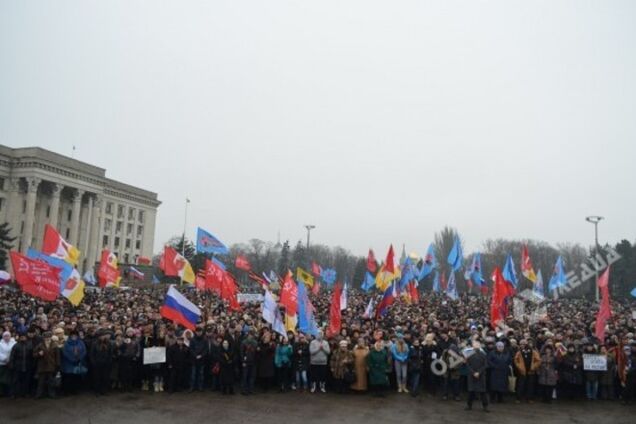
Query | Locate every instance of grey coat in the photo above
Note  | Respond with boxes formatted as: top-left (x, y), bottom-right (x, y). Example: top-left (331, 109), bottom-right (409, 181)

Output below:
top-left (466, 350), bottom-right (488, 393)
top-left (538, 353), bottom-right (558, 386)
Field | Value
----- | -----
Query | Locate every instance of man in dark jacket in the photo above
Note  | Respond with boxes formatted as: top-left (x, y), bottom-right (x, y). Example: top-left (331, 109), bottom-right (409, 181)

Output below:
top-left (90, 332), bottom-right (114, 395)
top-left (465, 340), bottom-right (489, 412)
top-left (240, 332), bottom-right (258, 395)
top-left (167, 336), bottom-right (189, 393)
top-left (407, 338), bottom-right (423, 397)
top-left (189, 327), bottom-right (208, 392)
top-left (9, 331), bottom-right (33, 397)
top-left (34, 331), bottom-right (60, 399)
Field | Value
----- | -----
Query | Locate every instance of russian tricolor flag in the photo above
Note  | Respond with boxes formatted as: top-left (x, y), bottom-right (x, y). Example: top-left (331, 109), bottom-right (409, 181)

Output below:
top-left (160, 285), bottom-right (201, 330)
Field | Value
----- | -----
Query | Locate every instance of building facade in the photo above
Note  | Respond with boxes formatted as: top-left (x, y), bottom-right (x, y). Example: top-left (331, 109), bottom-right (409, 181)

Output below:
top-left (0, 145), bottom-right (160, 272)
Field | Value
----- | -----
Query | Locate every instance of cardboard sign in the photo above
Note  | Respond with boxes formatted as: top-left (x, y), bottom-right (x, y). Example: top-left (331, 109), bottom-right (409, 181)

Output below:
top-left (583, 354), bottom-right (607, 371)
top-left (143, 347), bottom-right (166, 365)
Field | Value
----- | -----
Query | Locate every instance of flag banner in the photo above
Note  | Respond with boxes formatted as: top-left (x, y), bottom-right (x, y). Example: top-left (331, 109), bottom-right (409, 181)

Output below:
top-left (418, 244), bottom-right (437, 280)
top-left (446, 271), bottom-right (458, 300)
top-left (129, 266), bottom-right (145, 281)
top-left (361, 271), bottom-right (375, 292)
top-left (235, 255), bottom-right (252, 271)
top-left (160, 246), bottom-right (195, 284)
top-left (297, 281), bottom-right (319, 336)
top-left (320, 267), bottom-right (336, 285)
top-left (447, 237), bottom-right (463, 272)
top-left (503, 254), bottom-right (518, 288)
top-left (311, 261), bottom-right (322, 276)
top-left (63, 268), bottom-right (85, 306)
top-left (42, 224), bottom-right (81, 266)
top-left (27, 248), bottom-right (73, 291)
top-left (375, 281), bottom-right (397, 318)
top-left (521, 245), bottom-right (537, 283)
top-left (384, 245), bottom-right (395, 274)
top-left (533, 269), bottom-right (545, 299)
top-left (367, 249), bottom-right (377, 274)
top-left (160, 285), bottom-right (201, 330)
top-left (296, 267), bottom-right (315, 287)
top-left (98, 250), bottom-right (121, 288)
top-left (10, 251), bottom-right (61, 302)
top-left (548, 256), bottom-right (567, 293)
top-left (262, 290), bottom-right (286, 338)
top-left (327, 284), bottom-right (342, 338)
top-left (279, 271), bottom-right (298, 316)
top-left (196, 227), bottom-right (229, 254)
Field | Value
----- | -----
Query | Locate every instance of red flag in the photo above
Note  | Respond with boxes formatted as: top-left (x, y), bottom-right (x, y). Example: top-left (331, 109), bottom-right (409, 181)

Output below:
top-left (221, 272), bottom-right (241, 311)
top-left (98, 250), bottom-right (120, 288)
top-left (195, 270), bottom-right (207, 291)
top-left (10, 251), bottom-right (61, 302)
top-left (203, 259), bottom-right (225, 294)
top-left (160, 246), bottom-right (181, 276)
top-left (279, 270), bottom-right (298, 316)
top-left (247, 271), bottom-right (268, 288)
top-left (384, 245), bottom-right (395, 274)
top-left (367, 249), bottom-right (377, 274)
top-left (490, 267), bottom-right (514, 328)
top-left (327, 284), bottom-right (343, 338)
top-left (311, 279), bottom-right (321, 295)
top-left (311, 261), bottom-right (321, 276)
top-left (235, 255), bottom-right (252, 271)
top-left (409, 281), bottom-right (419, 303)
top-left (595, 267), bottom-right (612, 342)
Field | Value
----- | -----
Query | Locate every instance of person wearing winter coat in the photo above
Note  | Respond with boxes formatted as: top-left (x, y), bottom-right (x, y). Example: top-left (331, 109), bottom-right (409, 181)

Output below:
top-left (557, 344), bottom-right (582, 399)
top-left (599, 345), bottom-right (616, 400)
top-left (60, 330), bottom-right (87, 395)
top-left (442, 344), bottom-right (464, 401)
top-left (257, 333), bottom-right (277, 391)
top-left (0, 331), bottom-right (16, 397)
top-left (391, 334), bottom-right (409, 393)
top-left (118, 328), bottom-right (140, 392)
top-left (240, 332), bottom-right (258, 395)
top-left (90, 332), bottom-right (114, 396)
top-left (367, 340), bottom-right (389, 397)
top-left (514, 339), bottom-right (541, 402)
top-left (188, 327), bottom-right (208, 392)
top-left (330, 340), bottom-right (354, 393)
top-left (583, 344), bottom-right (601, 400)
top-left (465, 341), bottom-right (489, 412)
top-left (166, 335), bottom-right (189, 393)
top-left (309, 330), bottom-right (330, 393)
top-left (487, 341), bottom-right (512, 403)
top-left (407, 338), bottom-right (423, 396)
top-left (275, 337), bottom-right (293, 392)
top-left (538, 345), bottom-right (558, 403)
top-left (9, 332), bottom-right (33, 397)
top-left (34, 331), bottom-right (60, 399)
top-left (293, 334), bottom-right (311, 392)
top-left (219, 340), bottom-right (236, 395)
top-left (351, 338), bottom-right (369, 392)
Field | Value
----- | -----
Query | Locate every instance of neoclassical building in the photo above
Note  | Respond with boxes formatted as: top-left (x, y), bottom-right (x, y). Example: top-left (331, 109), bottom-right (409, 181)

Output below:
top-left (0, 145), bottom-right (160, 272)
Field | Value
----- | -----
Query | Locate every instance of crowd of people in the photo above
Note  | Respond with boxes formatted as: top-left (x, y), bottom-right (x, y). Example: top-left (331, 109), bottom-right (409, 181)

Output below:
top-left (1, 283), bottom-right (635, 412)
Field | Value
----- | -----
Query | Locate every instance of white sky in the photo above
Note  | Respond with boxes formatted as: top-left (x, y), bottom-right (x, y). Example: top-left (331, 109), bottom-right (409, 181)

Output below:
top-left (1, 0), bottom-right (635, 256)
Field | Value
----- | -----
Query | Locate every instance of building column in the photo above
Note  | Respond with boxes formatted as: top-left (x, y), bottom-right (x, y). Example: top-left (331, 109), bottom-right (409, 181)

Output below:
top-left (48, 183), bottom-right (62, 229)
top-left (4, 177), bottom-right (21, 239)
top-left (21, 177), bottom-right (41, 253)
top-left (69, 188), bottom-right (84, 246)
top-left (86, 195), bottom-right (101, 273)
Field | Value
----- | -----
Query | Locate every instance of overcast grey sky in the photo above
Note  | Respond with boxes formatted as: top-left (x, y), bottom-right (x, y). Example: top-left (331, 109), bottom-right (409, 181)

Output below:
top-left (1, 1), bottom-right (635, 257)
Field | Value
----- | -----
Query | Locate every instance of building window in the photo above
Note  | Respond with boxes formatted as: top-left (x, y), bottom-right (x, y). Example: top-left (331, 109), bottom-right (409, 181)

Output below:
top-left (103, 235), bottom-right (109, 247)
top-left (104, 219), bottom-right (112, 232)
top-left (137, 226), bottom-right (143, 236)
top-left (135, 240), bottom-right (141, 250)
top-left (23, 200), bottom-right (26, 213)
top-left (67, 210), bottom-right (72, 222)
top-left (0, 177), bottom-right (4, 191)
top-left (46, 205), bottom-right (50, 217)
top-left (125, 239), bottom-right (131, 249)
top-left (65, 228), bottom-right (70, 239)
top-left (127, 223), bottom-right (133, 235)
top-left (117, 205), bottom-right (124, 219)
top-left (20, 221), bottom-right (24, 232)
top-left (138, 210), bottom-right (144, 223)
top-left (0, 198), bottom-right (4, 212)
top-left (116, 221), bottom-right (122, 233)
top-left (105, 202), bottom-right (113, 214)
top-left (114, 237), bottom-right (120, 247)
top-left (128, 208), bottom-right (135, 220)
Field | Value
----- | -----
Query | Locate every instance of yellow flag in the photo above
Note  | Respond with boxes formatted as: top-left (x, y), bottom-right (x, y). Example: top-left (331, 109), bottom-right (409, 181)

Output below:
top-left (285, 313), bottom-right (297, 334)
top-left (296, 267), bottom-right (314, 288)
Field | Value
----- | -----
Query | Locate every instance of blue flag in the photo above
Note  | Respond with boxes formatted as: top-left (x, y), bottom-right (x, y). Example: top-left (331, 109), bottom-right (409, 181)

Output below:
top-left (447, 237), bottom-right (463, 272)
top-left (297, 281), bottom-right (318, 336)
top-left (630, 287), bottom-right (636, 298)
top-left (27, 248), bottom-right (73, 292)
top-left (211, 257), bottom-right (227, 270)
top-left (533, 269), bottom-right (545, 298)
top-left (361, 271), bottom-right (375, 292)
top-left (196, 227), bottom-right (229, 255)
top-left (469, 253), bottom-right (484, 286)
top-left (432, 271), bottom-right (440, 293)
top-left (399, 257), bottom-right (415, 291)
top-left (418, 244), bottom-right (437, 280)
top-left (446, 271), bottom-right (458, 300)
top-left (548, 256), bottom-right (567, 292)
top-left (502, 254), bottom-right (518, 288)
top-left (320, 268), bottom-right (337, 285)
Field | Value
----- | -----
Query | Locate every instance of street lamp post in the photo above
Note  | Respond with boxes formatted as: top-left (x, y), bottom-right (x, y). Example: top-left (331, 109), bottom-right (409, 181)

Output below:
top-left (304, 225), bottom-right (315, 250)
top-left (585, 215), bottom-right (604, 302)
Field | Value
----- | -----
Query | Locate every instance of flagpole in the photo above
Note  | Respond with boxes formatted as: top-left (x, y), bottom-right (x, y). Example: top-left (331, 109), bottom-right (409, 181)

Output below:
top-left (181, 198), bottom-right (190, 286)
